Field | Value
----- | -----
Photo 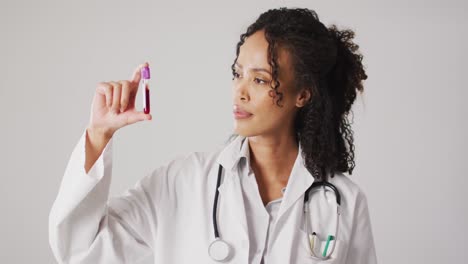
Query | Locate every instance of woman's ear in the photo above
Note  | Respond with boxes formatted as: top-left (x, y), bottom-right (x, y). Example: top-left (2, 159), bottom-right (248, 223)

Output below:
top-left (295, 88), bottom-right (311, 107)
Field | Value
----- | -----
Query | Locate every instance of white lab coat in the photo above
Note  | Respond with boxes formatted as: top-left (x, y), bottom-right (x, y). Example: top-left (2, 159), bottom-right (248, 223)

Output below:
top-left (49, 128), bottom-right (378, 264)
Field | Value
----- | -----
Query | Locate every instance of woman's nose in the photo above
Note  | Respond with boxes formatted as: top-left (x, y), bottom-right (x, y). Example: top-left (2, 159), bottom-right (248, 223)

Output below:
top-left (233, 80), bottom-right (249, 101)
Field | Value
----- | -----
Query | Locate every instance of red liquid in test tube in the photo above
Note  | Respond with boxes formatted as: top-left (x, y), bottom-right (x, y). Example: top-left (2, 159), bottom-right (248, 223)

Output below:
top-left (141, 66), bottom-right (151, 114)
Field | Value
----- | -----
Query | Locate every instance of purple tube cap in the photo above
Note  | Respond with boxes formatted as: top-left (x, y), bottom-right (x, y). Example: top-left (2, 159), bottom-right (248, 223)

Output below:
top-left (141, 66), bottom-right (150, 79)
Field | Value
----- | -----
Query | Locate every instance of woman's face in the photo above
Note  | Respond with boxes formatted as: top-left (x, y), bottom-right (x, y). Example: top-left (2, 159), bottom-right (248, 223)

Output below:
top-left (232, 29), bottom-right (310, 138)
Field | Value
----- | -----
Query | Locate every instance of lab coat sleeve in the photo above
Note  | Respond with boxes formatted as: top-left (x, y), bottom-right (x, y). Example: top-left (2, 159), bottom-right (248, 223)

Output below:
top-left (345, 188), bottom-right (378, 264)
top-left (48, 129), bottom-right (156, 264)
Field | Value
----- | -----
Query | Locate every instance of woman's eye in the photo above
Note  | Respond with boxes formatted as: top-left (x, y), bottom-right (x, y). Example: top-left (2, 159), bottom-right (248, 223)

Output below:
top-left (232, 71), bottom-right (240, 79)
top-left (254, 78), bottom-right (267, 85)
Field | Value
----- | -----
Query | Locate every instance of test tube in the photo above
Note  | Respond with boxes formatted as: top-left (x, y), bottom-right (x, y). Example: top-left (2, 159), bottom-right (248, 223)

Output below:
top-left (140, 66), bottom-right (151, 114)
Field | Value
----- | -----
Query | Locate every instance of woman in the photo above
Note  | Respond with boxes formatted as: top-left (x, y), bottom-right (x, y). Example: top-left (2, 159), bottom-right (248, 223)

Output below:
top-left (49, 7), bottom-right (377, 264)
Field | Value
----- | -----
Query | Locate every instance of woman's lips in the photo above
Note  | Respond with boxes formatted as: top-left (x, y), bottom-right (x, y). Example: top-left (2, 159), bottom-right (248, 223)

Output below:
top-left (233, 104), bottom-right (253, 119)
top-left (233, 110), bottom-right (253, 119)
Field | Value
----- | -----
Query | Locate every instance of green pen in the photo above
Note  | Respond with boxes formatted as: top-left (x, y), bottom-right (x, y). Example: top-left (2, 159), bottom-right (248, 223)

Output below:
top-left (323, 235), bottom-right (335, 257)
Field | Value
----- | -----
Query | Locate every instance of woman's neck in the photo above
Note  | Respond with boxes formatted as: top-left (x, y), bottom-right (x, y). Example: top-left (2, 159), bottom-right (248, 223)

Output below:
top-left (247, 132), bottom-right (298, 205)
top-left (248, 133), bottom-right (298, 183)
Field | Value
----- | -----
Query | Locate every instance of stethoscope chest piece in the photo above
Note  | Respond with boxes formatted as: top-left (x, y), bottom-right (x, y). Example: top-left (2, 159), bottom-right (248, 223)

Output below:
top-left (208, 238), bottom-right (232, 262)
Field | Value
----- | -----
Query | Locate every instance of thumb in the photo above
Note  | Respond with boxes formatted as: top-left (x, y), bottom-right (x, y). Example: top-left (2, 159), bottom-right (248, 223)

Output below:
top-left (126, 112), bottom-right (152, 125)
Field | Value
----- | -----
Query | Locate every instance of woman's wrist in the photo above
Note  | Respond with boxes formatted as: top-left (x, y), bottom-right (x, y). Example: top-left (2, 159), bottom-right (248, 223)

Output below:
top-left (84, 126), bottom-right (113, 173)
top-left (86, 126), bottom-right (114, 142)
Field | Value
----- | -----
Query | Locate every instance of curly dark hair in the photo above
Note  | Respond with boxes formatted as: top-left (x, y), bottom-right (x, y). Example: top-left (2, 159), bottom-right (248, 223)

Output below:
top-left (230, 7), bottom-right (368, 181)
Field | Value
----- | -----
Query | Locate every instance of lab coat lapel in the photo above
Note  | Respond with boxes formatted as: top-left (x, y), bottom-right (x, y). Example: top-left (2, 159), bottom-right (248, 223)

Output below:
top-left (275, 144), bottom-right (314, 226)
top-left (216, 168), bottom-right (249, 235)
top-left (215, 135), bottom-right (250, 262)
top-left (215, 166), bottom-right (250, 263)
top-left (263, 144), bottom-right (316, 263)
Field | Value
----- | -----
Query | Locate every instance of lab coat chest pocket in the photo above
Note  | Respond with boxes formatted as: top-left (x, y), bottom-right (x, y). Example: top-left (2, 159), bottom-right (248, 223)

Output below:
top-left (294, 227), bottom-right (348, 264)
top-left (214, 174), bottom-right (250, 263)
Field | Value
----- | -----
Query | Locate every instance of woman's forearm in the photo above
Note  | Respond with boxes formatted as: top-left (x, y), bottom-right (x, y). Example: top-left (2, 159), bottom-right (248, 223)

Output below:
top-left (85, 127), bottom-right (112, 173)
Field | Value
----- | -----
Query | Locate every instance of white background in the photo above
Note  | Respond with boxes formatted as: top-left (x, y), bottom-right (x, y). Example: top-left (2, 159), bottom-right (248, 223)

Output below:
top-left (1, 0), bottom-right (466, 263)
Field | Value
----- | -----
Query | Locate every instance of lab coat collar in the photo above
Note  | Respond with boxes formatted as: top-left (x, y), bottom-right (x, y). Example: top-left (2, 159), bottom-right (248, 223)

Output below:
top-left (217, 135), bottom-right (314, 189)
top-left (217, 135), bottom-right (314, 245)
top-left (216, 134), bottom-right (249, 174)
top-left (216, 134), bottom-right (315, 223)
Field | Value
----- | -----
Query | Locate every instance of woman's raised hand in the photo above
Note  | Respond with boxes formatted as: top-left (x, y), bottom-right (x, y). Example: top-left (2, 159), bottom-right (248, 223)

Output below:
top-left (87, 62), bottom-right (152, 139)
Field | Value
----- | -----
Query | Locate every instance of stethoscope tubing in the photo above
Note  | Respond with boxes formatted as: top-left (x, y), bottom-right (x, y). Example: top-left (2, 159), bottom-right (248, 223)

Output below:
top-left (212, 164), bottom-right (223, 239)
top-left (305, 181), bottom-right (341, 205)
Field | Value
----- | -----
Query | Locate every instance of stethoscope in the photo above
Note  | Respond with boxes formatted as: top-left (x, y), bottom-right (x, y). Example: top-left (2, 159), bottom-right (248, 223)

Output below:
top-left (208, 164), bottom-right (342, 262)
